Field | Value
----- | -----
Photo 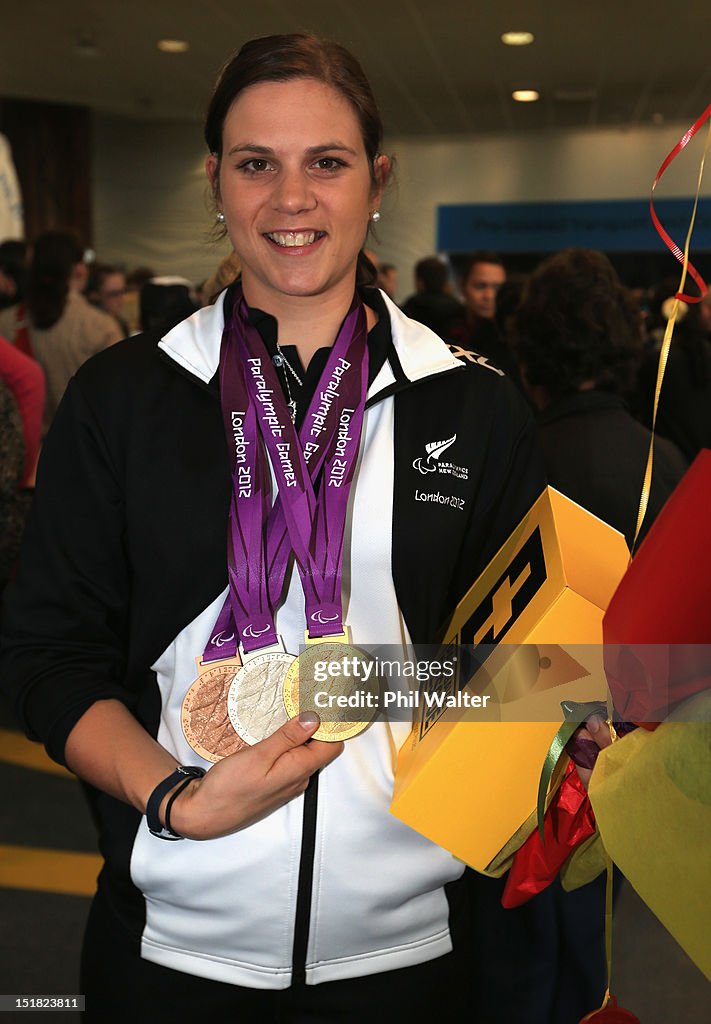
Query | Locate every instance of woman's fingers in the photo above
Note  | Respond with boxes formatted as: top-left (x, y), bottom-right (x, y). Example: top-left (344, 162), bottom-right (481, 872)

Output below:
top-left (257, 711), bottom-right (322, 764)
top-left (170, 714), bottom-right (344, 839)
top-left (573, 715), bottom-right (613, 790)
top-left (586, 714), bottom-right (613, 749)
top-left (259, 714), bottom-right (344, 776)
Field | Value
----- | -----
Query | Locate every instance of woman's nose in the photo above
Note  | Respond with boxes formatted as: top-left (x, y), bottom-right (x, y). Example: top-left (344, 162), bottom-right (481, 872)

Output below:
top-left (271, 169), bottom-right (316, 214)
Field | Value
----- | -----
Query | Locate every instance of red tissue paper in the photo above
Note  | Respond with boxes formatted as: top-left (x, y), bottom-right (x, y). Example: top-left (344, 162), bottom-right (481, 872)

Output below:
top-left (603, 450), bottom-right (711, 727)
top-left (502, 760), bottom-right (595, 909)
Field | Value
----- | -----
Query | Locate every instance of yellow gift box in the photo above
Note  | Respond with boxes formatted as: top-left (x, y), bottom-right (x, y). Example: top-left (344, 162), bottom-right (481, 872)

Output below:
top-left (390, 487), bottom-right (630, 871)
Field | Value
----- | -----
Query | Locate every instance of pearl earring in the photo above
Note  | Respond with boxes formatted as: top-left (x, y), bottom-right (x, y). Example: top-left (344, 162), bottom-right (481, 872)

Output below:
top-left (370, 210), bottom-right (381, 223)
top-left (216, 211), bottom-right (225, 223)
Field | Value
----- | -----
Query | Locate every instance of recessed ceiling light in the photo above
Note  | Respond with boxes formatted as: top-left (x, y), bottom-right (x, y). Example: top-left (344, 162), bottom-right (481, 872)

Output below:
top-left (157, 39), bottom-right (189, 54)
top-left (502, 31), bottom-right (535, 46)
top-left (512, 89), bottom-right (540, 103)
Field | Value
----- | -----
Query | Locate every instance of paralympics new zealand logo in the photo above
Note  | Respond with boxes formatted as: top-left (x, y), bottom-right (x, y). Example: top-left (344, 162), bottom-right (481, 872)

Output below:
top-left (413, 435), bottom-right (469, 480)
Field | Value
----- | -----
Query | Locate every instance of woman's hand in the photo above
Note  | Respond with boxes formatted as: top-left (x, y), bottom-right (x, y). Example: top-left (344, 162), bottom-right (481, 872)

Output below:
top-left (65, 700), bottom-right (342, 840)
top-left (168, 711), bottom-right (342, 839)
top-left (574, 714), bottom-right (613, 790)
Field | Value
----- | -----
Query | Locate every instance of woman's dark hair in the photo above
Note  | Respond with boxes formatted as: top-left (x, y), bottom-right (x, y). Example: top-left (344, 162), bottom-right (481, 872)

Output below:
top-left (494, 274), bottom-right (527, 337)
top-left (27, 231), bottom-right (83, 330)
top-left (204, 33), bottom-right (387, 285)
top-left (514, 248), bottom-right (643, 400)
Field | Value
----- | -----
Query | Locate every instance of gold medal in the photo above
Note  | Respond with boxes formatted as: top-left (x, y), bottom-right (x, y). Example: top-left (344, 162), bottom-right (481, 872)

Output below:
top-left (227, 645), bottom-right (294, 745)
top-left (283, 633), bottom-right (380, 742)
top-left (181, 657), bottom-right (247, 762)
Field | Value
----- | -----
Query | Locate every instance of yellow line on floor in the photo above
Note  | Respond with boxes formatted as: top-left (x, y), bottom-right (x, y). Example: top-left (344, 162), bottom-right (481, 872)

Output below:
top-left (0, 845), bottom-right (102, 897)
top-left (0, 728), bottom-right (73, 778)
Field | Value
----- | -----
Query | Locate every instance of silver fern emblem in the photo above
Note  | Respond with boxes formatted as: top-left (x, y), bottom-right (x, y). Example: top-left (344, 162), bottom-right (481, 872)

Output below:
top-left (413, 435), bottom-right (457, 473)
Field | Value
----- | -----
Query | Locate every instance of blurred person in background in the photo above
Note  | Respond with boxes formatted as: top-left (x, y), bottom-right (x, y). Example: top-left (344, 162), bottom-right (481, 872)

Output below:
top-left (0, 239), bottom-right (27, 311)
top-left (198, 250), bottom-right (242, 306)
top-left (0, 380), bottom-right (31, 592)
top-left (491, 273), bottom-right (527, 389)
top-left (635, 293), bottom-right (711, 463)
top-left (377, 261), bottom-right (398, 301)
top-left (0, 231), bottom-right (122, 431)
top-left (515, 247), bottom-right (687, 548)
top-left (139, 276), bottom-right (198, 336)
top-left (456, 251), bottom-right (506, 323)
top-left (700, 289), bottom-right (711, 340)
top-left (122, 265), bottom-right (156, 333)
top-left (450, 253), bottom-right (521, 380)
top-left (401, 255), bottom-right (463, 338)
top-left (86, 263), bottom-right (129, 336)
top-left (494, 274), bottom-right (527, 348)
top-left (0, 337), bottom-right (44, 488)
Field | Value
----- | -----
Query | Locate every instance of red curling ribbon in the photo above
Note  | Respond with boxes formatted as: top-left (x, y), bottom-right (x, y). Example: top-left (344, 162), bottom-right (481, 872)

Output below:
top-left (650, 103), bottom-right (711, 303)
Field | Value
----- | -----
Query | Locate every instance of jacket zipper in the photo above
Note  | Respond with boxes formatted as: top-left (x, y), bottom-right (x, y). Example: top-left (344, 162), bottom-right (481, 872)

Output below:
top-left (291, 770), bottom-right (319, 984)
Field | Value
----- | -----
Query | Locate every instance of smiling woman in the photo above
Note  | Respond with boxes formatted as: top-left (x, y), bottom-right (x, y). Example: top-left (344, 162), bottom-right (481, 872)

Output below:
top-left (203, 35), bottom-right (390, 362)
top-left (206, 77), bottom-right (388, 355)
top-left (0, 32), bottom-right (552, 1023)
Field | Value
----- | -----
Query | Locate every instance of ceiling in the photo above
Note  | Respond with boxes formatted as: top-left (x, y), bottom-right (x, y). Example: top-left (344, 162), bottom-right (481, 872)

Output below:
top-left (2, 0), bottom-right (710, 136)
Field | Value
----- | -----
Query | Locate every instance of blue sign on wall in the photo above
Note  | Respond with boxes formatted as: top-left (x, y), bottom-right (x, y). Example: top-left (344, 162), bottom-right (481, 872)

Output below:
top-left (437, 198), bottom-right (711, 253)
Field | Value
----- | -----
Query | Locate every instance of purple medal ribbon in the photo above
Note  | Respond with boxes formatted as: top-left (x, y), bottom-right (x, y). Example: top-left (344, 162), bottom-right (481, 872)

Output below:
top-left (203, 286), bottom-right (369, 659)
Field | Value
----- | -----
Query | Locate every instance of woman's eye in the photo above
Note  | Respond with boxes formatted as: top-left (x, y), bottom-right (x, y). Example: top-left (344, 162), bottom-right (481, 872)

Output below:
top-left (313, 157), bottom-right (345, 172)
top-left (238, 158), bottom-right (272, 174)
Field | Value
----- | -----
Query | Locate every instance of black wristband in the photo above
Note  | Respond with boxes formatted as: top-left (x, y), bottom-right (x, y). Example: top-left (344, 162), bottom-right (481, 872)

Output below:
top-left (146, 766), bottom-right (206, 840)
top-left (164, 776), bottom-right (196, 839)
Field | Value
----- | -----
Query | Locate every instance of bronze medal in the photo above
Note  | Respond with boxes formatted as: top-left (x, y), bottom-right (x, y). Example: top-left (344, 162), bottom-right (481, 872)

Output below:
top-left (283, 639), bottom-right (379, 742)
top-left (181, 657), bottom-right (247, 763)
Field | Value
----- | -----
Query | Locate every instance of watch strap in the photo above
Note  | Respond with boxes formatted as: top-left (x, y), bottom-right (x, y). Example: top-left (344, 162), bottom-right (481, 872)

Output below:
top-left (146, 766), bottom-right (206, 840)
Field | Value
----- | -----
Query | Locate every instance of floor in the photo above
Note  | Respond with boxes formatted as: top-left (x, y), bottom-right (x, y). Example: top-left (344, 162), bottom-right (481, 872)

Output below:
top-left (0, 695), bottom-right (709, 1022)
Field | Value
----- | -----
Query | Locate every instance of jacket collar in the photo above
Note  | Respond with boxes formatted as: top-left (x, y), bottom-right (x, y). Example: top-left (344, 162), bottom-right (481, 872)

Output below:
top-left (158, 287), bottom-right (462, 400)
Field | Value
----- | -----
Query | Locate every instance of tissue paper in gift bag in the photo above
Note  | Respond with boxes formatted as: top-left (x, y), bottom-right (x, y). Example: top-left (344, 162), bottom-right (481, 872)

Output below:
top-left (603, 450), bottom-right (711, 726)
top-left (589, 692), bottom-right (711, 981)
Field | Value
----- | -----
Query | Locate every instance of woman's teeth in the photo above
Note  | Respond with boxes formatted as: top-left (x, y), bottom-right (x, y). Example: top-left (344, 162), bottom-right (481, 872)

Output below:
top-left (266, 231), bottom-right (322, 247)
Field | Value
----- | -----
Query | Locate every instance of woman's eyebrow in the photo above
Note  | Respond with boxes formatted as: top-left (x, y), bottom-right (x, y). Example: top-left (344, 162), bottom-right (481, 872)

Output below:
top-left (226, 142), bottom-right (359, 157)
top-left (227, 143), bottom-right (274, 156)
top-left (305, 143), bottom-right (358, 156)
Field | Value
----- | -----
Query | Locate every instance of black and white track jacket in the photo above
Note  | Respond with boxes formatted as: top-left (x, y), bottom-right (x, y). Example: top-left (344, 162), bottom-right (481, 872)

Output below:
top-left (1, 288), bottom-right (544, 988)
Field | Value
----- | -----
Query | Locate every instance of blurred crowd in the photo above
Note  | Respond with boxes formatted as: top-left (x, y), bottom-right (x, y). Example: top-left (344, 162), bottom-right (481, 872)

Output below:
top-left (387, 246), bottom-right (707, 549)
top-left (1, 231), bottom-right (709, 590)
